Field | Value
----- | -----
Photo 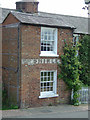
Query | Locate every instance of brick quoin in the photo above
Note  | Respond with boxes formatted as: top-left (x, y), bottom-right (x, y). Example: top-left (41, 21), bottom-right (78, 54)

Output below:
top-left (2, 13), bottom-right (73, 108)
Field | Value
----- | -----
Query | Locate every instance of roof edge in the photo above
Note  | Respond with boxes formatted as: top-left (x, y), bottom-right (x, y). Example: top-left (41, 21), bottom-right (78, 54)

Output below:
top-left (38, 11), bottom-right (88, 19)
top-left (11, 11), bottom-right (75, 29)
top-left (20, 22), bottom-right (75, 29)
top-left (2, 12), bottom-right (20, 24)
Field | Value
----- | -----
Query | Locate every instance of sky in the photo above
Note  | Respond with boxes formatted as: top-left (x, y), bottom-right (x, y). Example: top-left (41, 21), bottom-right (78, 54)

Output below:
top-left (0, 0), bottom-right (88, 17)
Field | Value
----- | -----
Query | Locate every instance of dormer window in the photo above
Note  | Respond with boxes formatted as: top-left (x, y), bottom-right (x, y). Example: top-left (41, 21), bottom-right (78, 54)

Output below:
top-left (40, 27), bottom-right (59, 57)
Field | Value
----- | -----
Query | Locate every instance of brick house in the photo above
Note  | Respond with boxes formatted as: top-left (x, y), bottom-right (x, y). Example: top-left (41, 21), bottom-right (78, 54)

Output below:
top-left (2, 0), bottom-right (88, 108)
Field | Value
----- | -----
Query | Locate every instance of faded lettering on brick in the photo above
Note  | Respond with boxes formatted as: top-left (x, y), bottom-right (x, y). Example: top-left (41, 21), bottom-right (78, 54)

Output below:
top-left (22, 59), bottom-right (61, 66)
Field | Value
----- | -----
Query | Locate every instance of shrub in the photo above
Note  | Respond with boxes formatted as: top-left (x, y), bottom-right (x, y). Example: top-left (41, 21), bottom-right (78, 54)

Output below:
top-left (79, 35), bottom-right (90, 86)
top-left (58, 40), bottom-right (82, 105)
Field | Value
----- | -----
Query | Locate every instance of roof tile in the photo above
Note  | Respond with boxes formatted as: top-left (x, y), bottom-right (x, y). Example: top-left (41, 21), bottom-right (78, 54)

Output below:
top-left (1, 8), bottom-right (89, 34)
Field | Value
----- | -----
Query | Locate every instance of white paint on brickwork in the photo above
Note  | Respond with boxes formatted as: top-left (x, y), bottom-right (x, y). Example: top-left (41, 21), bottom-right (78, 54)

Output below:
top-left (22, 59), bottom-right (61, 66)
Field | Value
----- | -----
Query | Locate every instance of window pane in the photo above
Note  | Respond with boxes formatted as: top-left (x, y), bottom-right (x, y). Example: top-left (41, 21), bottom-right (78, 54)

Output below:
top-left (41, 46), bottom-right (43, 51)
top-left (48, 72), bottom-right (50, 76)
top-left (51, 77), bottom-right (53, 81)
top-left (41, 35), bottom-right (44, 40)
top-left (45, 31), bottom-right (47, 34)
top-left (46, 76), bottom-right (48, 81)
top-left (50, 87), bottom-right (53, 91)
top-left (48, 76), bottom-right (50, 81)
top-left (44, 87), bottom-right (46, 91)
top-left (48, 35), bottom-right (51, 40)
top-left (52, 35), bottom-right (54, 40)
top-left (41, 72), bottom-right (43, 76)
top-left (47, 82), bottom-right (50, 87)
top-left (44, 83), bottom-right (47, 87)
top-left (73, 37), bottom-right (77, 46)
top-left (41, 88), bottom-right (43, 92)
top-left (51, 72), bottom-right (53, 77)
top-left (44, 77), bottom-right (47, 81)
top-left (44, 46), bottom-right (46, 51)
top-left (44, 72), bottom-right (47, 76)
top-left (41, 42), bottom-right (43, 45)
top-left (51, 47), bottom-right (53, 51)
top-left (44, 35), bottom-right (47, 40)
top-left (40, 71), bottom-right (55, 93)
top-left (47, 47), bottom-right (50, 51)
top-left (41, 83), bottom-right (43, 87)
top-left (47, 87), bottom-right (49, 91)
top-left (41, 78), bottom-right (43, 81)
top-left (51, 72), bottom-right (54, 81)
top-left (41, 28), bottom-right (56, 52)
top-left (50, 82), bottom-right (53, 87)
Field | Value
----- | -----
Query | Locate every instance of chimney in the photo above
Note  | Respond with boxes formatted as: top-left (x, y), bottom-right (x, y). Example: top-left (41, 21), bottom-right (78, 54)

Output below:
top-left (16, 0), bottom-right (39, 13)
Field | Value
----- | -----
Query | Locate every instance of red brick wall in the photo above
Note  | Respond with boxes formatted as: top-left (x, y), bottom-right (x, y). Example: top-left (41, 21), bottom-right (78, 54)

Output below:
top-left (2, 13), bottom-right (73, 108)
top-left (16, 2), bottom-right (39, 13)
top-left (2, 14), bottom-right (20, 105)
top-left (21, 25), bottom-right (73, 108)
top-left (3, 13), bottom-right (19, 25)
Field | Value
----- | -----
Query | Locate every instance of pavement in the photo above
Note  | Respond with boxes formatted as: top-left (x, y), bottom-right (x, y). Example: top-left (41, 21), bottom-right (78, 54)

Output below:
top-left (1, 104), bottom-right (88, 118)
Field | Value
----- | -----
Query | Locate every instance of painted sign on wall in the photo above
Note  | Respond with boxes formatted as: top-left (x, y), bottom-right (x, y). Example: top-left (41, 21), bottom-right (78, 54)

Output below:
top-left (22, 59), bottom-right (61, 66)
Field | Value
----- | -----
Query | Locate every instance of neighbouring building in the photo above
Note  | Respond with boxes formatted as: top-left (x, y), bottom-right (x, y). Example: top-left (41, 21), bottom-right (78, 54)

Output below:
top-left (1, 0), bottom-right (89, 108)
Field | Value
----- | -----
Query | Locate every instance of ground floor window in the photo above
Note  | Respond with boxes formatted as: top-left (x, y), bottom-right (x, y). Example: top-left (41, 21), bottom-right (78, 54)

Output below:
top-left (39, 70), bottom-right (58, 98)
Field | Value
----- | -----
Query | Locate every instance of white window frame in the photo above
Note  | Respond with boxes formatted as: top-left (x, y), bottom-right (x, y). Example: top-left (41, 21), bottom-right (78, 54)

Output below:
top-left (40, 27), bottom-right (59, 57)
top-left (73, 34), bottom-right (80, 56)
top-left (39, 70), bottom-right (58, 98)
top-left (73, 34), bottom-right (79, 46)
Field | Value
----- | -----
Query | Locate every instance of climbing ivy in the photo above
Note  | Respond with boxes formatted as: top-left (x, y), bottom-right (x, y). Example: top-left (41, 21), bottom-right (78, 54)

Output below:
top-left (79, 35), bottom-right (90, 86)
top-left (58, 40), bottom-right (82, 105)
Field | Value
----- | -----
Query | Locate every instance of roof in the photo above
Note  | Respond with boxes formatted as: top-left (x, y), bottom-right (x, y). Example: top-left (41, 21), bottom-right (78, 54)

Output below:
top-left (10, 11), bottom-right (75, 29)
top-left (1, 8), bottom-right (89, 34)
top-left (35, 12), bottom-right (88, 34)
top-left (1, 8), bottom-right (15, 23)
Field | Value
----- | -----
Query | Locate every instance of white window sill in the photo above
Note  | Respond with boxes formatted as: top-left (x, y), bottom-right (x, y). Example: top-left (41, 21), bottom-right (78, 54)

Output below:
top-left (39, 94), bottom-right (59, 99)
top-left (40, 54), bottom-right (59, 57)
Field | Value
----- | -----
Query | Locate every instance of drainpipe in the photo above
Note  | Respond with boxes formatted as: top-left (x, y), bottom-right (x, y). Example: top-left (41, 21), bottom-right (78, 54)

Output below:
top-left (17, 22), bottom-right (21, 107)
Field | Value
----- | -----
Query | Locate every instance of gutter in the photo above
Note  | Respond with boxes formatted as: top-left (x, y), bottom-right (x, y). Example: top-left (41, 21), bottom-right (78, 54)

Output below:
top-left (21, 22), bottom-right (76, 29)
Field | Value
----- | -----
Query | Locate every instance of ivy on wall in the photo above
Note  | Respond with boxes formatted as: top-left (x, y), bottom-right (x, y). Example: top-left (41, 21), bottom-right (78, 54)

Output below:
top-left (79, 35), bottom-right (90, 86)
top-left (58, 40), bottom-right (82, 105)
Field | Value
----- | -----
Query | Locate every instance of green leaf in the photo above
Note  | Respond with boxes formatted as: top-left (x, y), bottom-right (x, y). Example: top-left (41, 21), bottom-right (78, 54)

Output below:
top-left (58, 74), bottom-right (63, 79)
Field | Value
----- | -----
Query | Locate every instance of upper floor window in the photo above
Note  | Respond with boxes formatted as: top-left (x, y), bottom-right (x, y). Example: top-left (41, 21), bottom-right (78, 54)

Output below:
top-left (73, 34), bottom-right (79, 46)
top-left (73, 34), bottom-right (80, 56)
top-left (40, 27), bottom-right (59, 57)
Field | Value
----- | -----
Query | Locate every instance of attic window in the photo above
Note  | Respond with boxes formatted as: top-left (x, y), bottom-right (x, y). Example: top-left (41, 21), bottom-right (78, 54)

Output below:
top-left (40, 27), bottom-right (59, 57)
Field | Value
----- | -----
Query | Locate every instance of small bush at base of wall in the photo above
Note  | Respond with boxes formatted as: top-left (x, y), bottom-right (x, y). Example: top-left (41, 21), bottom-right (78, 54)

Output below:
top-left (2, 89), bottom-right (18, 110)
